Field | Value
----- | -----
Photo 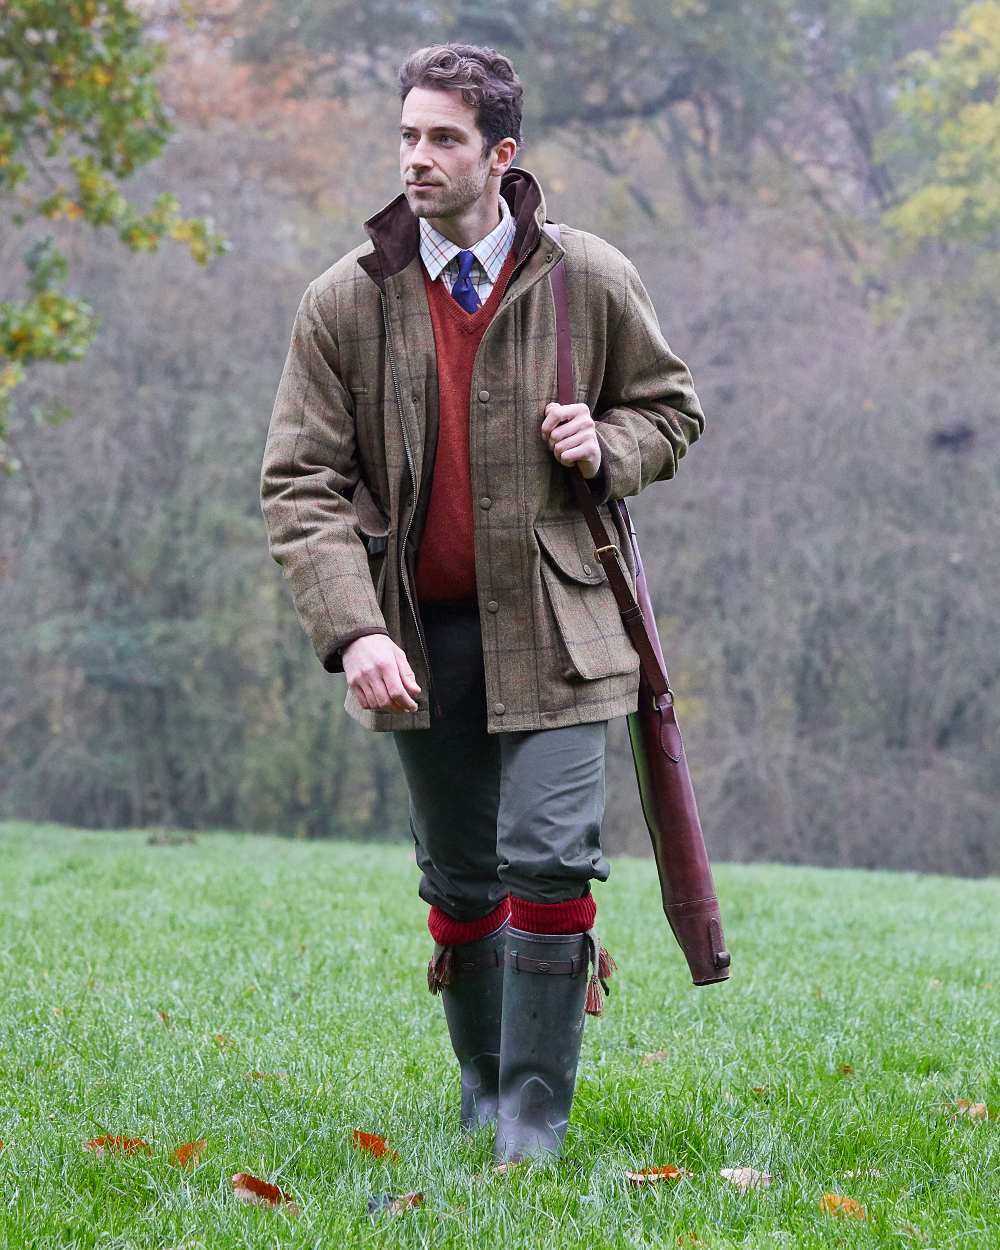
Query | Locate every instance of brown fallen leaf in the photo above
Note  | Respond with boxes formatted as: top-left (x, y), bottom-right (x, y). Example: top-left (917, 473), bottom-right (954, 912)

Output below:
top-left (953, 1099), bottom-right (988, 1120)
top-left (641, 1049), bottom-right (669, 1065)
top-left (676, 1236), bottom-right (700, 1247)
top-left (750, 1085), bottom-right (772, 1097)
top-left (626, 1164), bottom-right (691, 1184)
top-left (368, 1190), bottom-right (424, 1216)
top-left (719, 1167), bottom-right (771, 1189)
top-left (0, 1140), bottom-right (5, 1153)
top-left (487, 1161), bottom-right (524, 1178)
top-left (84, 1135), bottom-right (152, 1158)
top-left (231, 1172), bottom-right (300, 1216)
top-left (213, 1033), bottom-right (236, 1051)
top-left (157, 1010), bottom-right (171, 1026)
top-left (819, 1193), bottom-right (866, 1219)
top-left (169, 1139), bottom-right (207, 1167)
top-left (351, 1129), bottom-right (400, 1161)
top-left (839, 1063), bottom-right (855, 1075)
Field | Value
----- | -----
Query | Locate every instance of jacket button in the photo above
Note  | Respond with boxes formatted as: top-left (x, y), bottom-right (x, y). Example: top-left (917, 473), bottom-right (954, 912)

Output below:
top-left (493, 702), bottom-right (506, 715)
top-left (478, 389), bottom-right (490, 402)
top-left (487, 600), bottom-right (499, 612)
top-left (479, 496), bottom-right (492, 509)
top-left (582, 563), bottom-right (592, 575)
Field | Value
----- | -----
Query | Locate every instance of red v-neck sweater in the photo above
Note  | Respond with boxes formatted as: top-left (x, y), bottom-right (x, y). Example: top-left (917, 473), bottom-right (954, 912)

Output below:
top-left (414, 246), bottom-right (520, 604)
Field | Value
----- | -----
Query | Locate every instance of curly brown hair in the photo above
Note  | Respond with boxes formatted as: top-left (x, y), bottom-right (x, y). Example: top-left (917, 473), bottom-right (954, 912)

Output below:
top-left (398, 43), bottom-right (523, 158)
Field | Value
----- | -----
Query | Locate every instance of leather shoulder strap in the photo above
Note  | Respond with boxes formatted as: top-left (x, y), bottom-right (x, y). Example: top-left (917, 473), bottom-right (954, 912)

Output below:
top-left (543, 222), bottom-right (669, 700)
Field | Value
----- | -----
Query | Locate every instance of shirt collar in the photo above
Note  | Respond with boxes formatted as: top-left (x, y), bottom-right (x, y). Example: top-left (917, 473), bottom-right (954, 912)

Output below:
top-left (419, 194), bottom-right (515, 284)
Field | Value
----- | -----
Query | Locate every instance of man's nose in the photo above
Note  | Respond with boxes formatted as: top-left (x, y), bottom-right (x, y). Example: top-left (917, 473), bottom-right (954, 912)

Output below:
top-left (407, 137), bottom-right (435, 168)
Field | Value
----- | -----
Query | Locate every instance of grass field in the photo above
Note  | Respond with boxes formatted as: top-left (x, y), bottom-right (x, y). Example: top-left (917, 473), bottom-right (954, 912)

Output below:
top-left (0, 822), bottom-right (996, 1249)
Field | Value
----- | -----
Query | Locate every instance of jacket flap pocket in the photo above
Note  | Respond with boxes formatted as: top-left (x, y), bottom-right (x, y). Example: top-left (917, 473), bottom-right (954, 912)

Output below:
top-left (351, 479), bottom-right (391, 553)
top-left (534, 517), bottom-right (606, 585)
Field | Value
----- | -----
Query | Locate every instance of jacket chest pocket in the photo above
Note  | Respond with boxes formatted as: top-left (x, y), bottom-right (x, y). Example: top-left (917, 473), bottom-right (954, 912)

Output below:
top-left (533, 516), bottom-right (639, 680)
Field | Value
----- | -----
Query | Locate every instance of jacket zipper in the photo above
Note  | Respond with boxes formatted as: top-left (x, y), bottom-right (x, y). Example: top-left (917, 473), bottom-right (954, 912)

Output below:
top-left (378, 289), bottom-right (440, 719)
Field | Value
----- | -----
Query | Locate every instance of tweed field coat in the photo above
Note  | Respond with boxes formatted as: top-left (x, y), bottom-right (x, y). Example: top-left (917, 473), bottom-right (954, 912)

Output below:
top-left (259, 166), bottom-right (705, 734)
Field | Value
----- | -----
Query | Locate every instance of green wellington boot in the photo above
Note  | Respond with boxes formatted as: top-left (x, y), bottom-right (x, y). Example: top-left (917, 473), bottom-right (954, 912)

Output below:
top-left (427, 920), bottom-right (507, 1132)
top-left (492, 925), bottom-right (613, 1164)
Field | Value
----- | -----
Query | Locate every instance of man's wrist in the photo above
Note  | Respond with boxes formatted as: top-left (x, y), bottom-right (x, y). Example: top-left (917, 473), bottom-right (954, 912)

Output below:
top-left (323, 628), bottom-right (391, 673)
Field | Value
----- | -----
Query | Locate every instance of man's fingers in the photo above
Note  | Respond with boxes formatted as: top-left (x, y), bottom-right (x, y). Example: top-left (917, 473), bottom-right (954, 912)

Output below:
top-left (368, 671), bottom-right (395, 710)
top-left (393, 649), bottom-right (422, 696)
top-left (545, 416), bottom-right (593, 444)
top-left (381, 666), bottom-right (418, 711)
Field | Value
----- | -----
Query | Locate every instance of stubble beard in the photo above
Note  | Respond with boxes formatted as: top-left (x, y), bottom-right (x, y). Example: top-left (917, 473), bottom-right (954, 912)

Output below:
top-left (407, 163), bottom-right (490, 220)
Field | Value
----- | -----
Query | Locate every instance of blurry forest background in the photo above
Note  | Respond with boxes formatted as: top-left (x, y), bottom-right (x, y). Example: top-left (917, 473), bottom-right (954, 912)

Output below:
top-left (1, 0), bottom-right (997, 875)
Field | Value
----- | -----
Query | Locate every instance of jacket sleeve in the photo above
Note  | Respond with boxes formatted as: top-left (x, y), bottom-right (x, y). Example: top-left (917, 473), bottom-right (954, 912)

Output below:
top-left (260, 281), bottom-right (391, 673)
top-left (589, 258), bottom-right (705, 505)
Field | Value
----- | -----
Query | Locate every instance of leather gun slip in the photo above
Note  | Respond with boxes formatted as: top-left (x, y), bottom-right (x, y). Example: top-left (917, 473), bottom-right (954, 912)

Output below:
top-left (543, 222), bottom-right (731, 986)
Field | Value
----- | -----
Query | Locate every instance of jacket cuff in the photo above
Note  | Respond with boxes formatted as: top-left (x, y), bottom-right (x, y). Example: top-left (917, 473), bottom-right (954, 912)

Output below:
top-left (322, 627), bottom-right (392, 674)
top-left (583, 442), bottom-right (613, 507)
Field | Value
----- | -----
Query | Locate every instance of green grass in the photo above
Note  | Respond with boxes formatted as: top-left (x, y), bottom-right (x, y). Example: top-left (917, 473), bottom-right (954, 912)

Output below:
top-left (0, 822), bottom-right (997, 1249)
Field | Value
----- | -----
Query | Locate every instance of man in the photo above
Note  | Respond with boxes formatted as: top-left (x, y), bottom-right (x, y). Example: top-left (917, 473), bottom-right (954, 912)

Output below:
top-left (260, 43), bottom-right (705, 1164)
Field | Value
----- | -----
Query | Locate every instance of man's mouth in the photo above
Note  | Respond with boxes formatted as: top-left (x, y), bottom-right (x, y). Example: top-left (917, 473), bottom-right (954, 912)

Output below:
top-left (409, 181), bottom-right (441, 189)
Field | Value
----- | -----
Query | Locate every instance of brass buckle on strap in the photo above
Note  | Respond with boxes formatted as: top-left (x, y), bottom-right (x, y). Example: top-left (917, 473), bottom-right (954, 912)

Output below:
top-left (594, 543), bottom-right (620, 561)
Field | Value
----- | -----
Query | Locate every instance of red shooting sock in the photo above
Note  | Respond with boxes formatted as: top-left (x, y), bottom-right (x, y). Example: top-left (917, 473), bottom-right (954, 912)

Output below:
top-left (428, 896), bottom-right (510, 945)
top-left (510, 891), bottom-right (597, 935)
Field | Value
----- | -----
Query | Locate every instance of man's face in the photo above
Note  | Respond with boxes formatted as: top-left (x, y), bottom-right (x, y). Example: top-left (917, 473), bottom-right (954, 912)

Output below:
top-left (400, 86), bottom-right (494, 219)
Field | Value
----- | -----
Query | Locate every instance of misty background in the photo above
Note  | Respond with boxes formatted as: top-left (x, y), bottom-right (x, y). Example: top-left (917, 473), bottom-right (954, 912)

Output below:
top-left (1, 0), bottom-right (996, 876)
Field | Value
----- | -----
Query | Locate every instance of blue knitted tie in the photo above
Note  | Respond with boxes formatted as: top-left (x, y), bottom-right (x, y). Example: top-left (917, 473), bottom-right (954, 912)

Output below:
top-left (451, 250), bottom-right (482, 313)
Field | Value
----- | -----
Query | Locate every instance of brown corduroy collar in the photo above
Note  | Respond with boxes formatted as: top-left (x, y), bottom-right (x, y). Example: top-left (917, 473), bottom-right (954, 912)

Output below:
top-left (357, 165), bottom-right (548, 291)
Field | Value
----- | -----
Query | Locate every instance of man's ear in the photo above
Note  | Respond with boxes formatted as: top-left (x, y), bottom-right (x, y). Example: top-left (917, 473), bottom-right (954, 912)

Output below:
top-left (490, 136), bottom-right (518, 176)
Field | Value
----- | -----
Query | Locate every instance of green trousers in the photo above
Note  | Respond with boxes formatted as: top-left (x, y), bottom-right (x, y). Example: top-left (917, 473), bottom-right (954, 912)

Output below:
top-left (391, 600), bottom-right (611, 920)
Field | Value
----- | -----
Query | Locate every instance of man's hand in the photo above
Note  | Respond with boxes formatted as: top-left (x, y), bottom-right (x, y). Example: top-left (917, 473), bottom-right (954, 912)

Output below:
top-left (541, 402), bottom-right (602, 479)
top-left (342, 634), bottom-right (421, 712)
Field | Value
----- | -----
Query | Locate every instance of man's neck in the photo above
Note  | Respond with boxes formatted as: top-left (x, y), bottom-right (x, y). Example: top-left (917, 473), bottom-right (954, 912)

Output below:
top-left (425, 192), bottom-right (502, 250)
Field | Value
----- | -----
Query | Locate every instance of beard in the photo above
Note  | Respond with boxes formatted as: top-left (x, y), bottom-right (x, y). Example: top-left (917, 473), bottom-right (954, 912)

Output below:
top-left (406, 162), bottom-right (490, 218)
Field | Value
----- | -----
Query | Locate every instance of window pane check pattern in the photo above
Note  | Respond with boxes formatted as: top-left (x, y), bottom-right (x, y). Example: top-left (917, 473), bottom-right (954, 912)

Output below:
top-left (418, 193), bottom-right (517, 303)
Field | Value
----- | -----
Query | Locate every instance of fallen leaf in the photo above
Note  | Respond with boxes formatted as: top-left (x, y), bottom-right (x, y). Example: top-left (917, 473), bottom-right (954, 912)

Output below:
top-left (157, 1010), bottom-right (171, 1026)
top-left (641, 1049), bottom-right (669, 1065)
top-left (720, 1167), bottom-right (771, 1189)
top-left (841, 1168), bottom-right (882, 1179)
top-left (953, 1099), bottom-right (988, 1120)
top-left (839, 1063), bottom-right (854, 1075)
top-left (84, 1135), bottom-right (152, 1158)
top-left (750, 1085), bottom-right (772, 1097)
top-left (676, 1236), bottom-right (700, 1246)
top-left (169, 1139), bottom-right (207, 1167)
top-left (626, 1164), bottom-right (691, 1184)
top-left (231, 1172), bottom-right (300, 1216)
top-left (819, 1193), bottom-right (866, 1219)
top-left (488, 1161), bottom-right (523, 1177)
top-left (0, 1140), bottom-right (5, 1153)
top-left (820, 1195), bottom-right (865, 1215)
top-left (351, 1129), bottom-right (400, 1161)
top-left (213, 1033), bottom-right (236, 1051)
top-left (368, 1191), bottom-right (424, 1216)
top-left (982, 981), bottom-right (993, 990)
